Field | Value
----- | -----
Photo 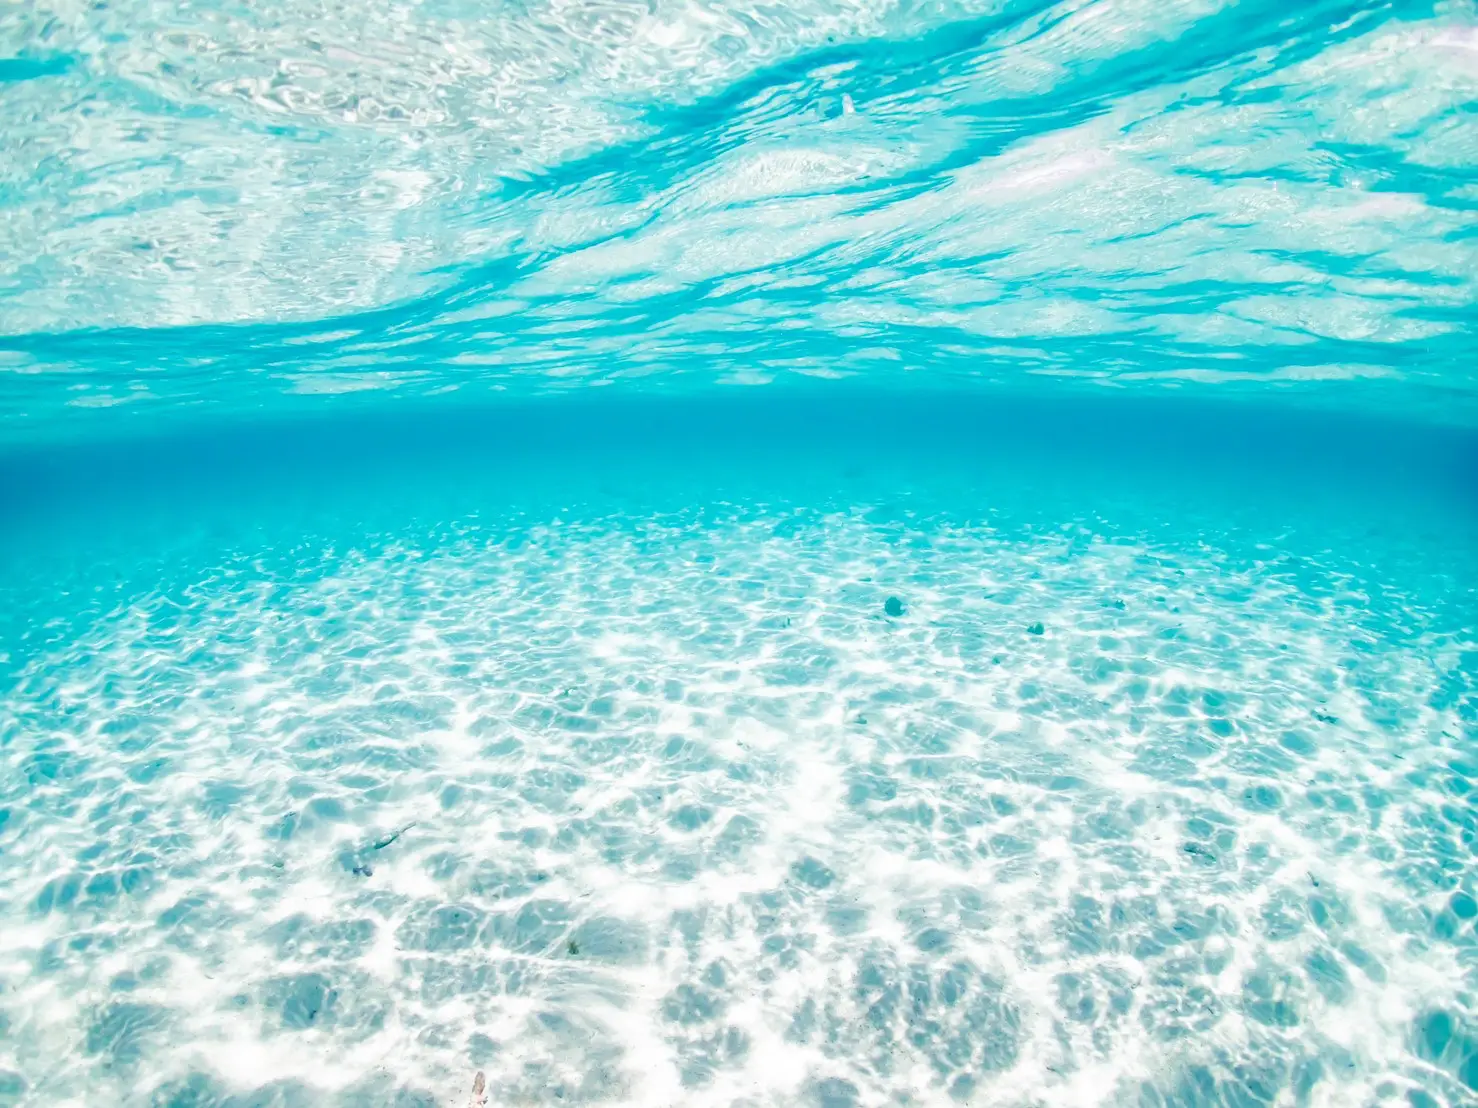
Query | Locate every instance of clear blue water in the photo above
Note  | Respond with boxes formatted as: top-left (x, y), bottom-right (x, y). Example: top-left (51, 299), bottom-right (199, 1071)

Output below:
top-left (2, 3), bottom-right (1478, 1107)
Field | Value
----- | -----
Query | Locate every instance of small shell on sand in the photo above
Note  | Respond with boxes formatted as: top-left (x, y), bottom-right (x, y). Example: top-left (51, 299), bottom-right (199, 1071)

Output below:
top-left (468, 1071), bottom-right (488, 1108)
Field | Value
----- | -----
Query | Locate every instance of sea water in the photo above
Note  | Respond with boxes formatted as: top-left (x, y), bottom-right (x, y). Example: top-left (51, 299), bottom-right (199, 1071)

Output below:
top-left (1, 3), bottom-right (1477, 1108)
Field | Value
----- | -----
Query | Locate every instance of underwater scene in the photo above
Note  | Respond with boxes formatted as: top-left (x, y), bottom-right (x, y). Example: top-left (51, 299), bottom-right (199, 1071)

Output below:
top-left (1, 2), bottom-right (1477, 1106)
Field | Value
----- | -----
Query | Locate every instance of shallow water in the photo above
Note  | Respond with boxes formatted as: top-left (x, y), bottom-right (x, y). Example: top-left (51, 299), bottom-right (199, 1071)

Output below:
top-left (3, 1), bottom-right (1478, 1106)
top-left (1, 397), bottom-right (1476, 1107)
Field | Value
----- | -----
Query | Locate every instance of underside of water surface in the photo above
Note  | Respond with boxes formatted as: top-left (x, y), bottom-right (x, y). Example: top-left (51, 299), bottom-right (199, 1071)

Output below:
top-left (3, 0), bottom-right (1478, 1106)
top-left (2, 0), bottom-right (1478, 433)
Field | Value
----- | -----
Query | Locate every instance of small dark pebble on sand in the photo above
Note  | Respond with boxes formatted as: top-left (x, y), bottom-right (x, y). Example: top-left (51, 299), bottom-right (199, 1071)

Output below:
top-left (884, 596), bottom-right (905, 617)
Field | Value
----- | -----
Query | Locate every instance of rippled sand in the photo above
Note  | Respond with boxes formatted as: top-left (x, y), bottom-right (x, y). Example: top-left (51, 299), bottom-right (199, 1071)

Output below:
top-left (2, 479), bottom-right (1474, 1106)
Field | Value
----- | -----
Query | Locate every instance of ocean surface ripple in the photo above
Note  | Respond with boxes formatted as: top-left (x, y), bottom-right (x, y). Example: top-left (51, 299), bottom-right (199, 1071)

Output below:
top-left (1, 1), bottom-right (1477, 434)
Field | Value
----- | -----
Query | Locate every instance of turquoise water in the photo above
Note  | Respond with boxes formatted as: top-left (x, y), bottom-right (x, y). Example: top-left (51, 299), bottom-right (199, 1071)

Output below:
top-left (3, 3), bottom-right (1478, 1107)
